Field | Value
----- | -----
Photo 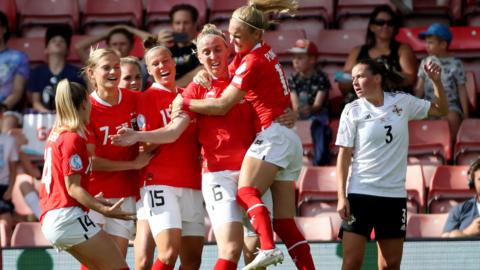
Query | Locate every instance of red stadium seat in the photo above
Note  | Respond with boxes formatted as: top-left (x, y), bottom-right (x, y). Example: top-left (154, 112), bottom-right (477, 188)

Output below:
top-left (6, 37), bottom-right (45, 65)
top-left (428, 165), bottom-right (474, 213)
top-left (264, 29), bottom-right (306, 63)
top-left (144, 0), bottom-right (207, 34)
top-left (464, 0), bottom-right (480, 26)
top-left (82, 0), bottom-right (143, 33)
top-left (11, 222), bottom-right (51, 247)
top-left (422, 164), bottom-right (438, 189)
top-left (406, 165), bottom-right (426, 213)
top-left (465, 71), bottom-right (478, 113)
top-left (19, 0), bottom-right (79, 37)
top-left (317, 212), bottom-right (342, 239)
top-left (297, 166), bottom-right (338, 216)
top-left (402, 0), bottom-right (453, 28)
top-left (408, 119), bottom-right (451, 165)
top-left (454, 119), bottom-right (480, 165)
top-left (406, 213), bottom-right (448, 238)
top-left (336, 0), bottom-right (395, 30)
top-left (295, 120), bottom-right (313, 163)
top-left (295, 216), bottom-right (335, 241)
top-left (0, 0), bottom-right (17, 32)
top-left (208, 0), bottom-right (242, 30)
top-left (310, 29), bottom-right (365, 64)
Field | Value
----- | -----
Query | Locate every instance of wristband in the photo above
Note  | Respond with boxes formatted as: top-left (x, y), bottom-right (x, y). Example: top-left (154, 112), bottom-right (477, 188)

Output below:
top-left (182, 97), bottom-right (191, 112)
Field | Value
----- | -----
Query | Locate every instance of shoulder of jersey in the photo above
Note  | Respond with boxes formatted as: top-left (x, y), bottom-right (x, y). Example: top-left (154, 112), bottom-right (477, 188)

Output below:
top-left (343, 99), bottom-right (361, 117)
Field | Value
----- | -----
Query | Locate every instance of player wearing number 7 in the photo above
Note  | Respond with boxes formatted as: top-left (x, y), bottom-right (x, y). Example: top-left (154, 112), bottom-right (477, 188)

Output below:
top-left (39, 79), bottom-right (135, 270)
top-left (335, 59), bottom-right (448, 270)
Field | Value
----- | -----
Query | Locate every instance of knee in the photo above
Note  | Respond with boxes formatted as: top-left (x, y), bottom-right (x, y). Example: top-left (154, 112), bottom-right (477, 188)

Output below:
top-left (378, 256), bottom-right (402, 270)
top-left (218, 241), bottom-right (243, 262)
top-left (157, 246), bottom-right (180, 265)
top-left (135, 254), bottom-right (153, 270)
top-left (342, 255), bottom-right (363, 270)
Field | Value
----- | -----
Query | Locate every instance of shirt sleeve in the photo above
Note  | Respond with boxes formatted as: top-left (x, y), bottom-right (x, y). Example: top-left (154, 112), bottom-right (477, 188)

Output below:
top-left (405, 93), bottom-right (430, 120)
top-left (16, 51), bottom-right (30, 80)
top-left (335, 104), bottom-right (357, 147)
top-left (230, 56), bottom-right (260, 92)
top-left (61, 134), bottom-right (88, 176)
top-left (442, 204), bottom-right (462, 233)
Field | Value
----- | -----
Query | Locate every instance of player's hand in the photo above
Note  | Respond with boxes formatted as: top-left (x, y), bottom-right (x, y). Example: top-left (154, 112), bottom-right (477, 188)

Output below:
top-left (275, 108), bottom-right (297, 128)
top-left (424, 61), bottom-right (442, 84)
top-left (337, 196), bottom-right (350, 221)
top-left (94, 192), bottom-right (113, 206)
top-left (110, 127), bottom-right (138, 146)
top-left (102, 197), bottom-right (136, 220)
top-left (193, 69), bottom-right (212, 89)
top-left (133, 151), bottom-right (154, 170)
top-left (157, 29), bottom-right (174, 47)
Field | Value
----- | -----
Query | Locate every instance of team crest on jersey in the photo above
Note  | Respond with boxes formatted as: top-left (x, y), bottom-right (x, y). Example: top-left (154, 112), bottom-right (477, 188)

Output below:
top-left (392, 105), bottom-right (403, 116)
top-left (137, 114), bottom-right (146, 130)
top-left (70, 154), bottom-right (83, 171)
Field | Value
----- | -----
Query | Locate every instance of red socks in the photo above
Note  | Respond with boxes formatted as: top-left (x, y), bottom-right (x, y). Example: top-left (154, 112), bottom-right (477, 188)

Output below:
top-left (214, 258), bottom-right (237, 270)
top-left (80, 265), bottom-right (89, 270)
top-left (236, 187), bottom-right (275, 250)
top-left (152, 259), bottom-right (174, 270)
top-left (273, 218), bottom-right (315, 270)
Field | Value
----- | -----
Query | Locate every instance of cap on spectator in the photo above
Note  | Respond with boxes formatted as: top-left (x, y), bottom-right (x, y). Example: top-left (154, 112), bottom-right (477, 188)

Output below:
top-left (46, 24), bottom-right (73, 48)
top-left (418, 23), bottom-right (452, 43)
top-left (289, 39), bottom-right (319, 56)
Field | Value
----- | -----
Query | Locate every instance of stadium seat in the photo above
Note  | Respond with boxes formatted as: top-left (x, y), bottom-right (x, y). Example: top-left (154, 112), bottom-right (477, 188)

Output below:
top-left (465, 71), bottom-right (478, 113)
top-left (464, 0), bottom-right (480, 26)
top-left (317, 212), bottom-right (342, 239)
top-left (408, 119), bottom-right (451, 165)
top-left (295, 216), bottom-right (335, 241)
top-left (297, 166), bottom-right (338, 216)
top-left (295, 120), bottom-right (313, 162)
top-left (264, 29), bottom-right (306, 63)
top-left (336, 0), bottom-right (395, 30)
top-left (6, 37), bottom-right (45, 66)
top-left (406, 213), bottom-right (448, 238)
top-left (310, 29), bottom-right (365, 64)
top-left (454, 119), bottom-right (480, 165)
top-left (144, 0), bottom-right (207, 34)
top-left (82, 0), bottom-right (143, 34)
top-left (406, 165), bottom-right (426, 213)
top-left (11, 222), bottom-right (50, 247)
top-left (208, 0), bottom-right (242, 30)
top-left (0, 0), bottom-right (17, 32)
top-left (428, 165), bottom-right (475, 213)
top-left (402, 0), bottom-right (453, 28)
top-left (422, 164), bottom-right (438, 189)
top-left (18, 0), bottom-right (79, 37)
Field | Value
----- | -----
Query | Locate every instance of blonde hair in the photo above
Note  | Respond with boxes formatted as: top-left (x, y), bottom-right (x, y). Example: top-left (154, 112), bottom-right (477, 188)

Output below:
top-left (232, 0), bottom-right (298, 31)
top-left (53, 79), bottom-right (89, 135)
top-left (82, 47), bottom-right (120, 88)
top-left (196, 24), bottom-right (228, 46)
top-left (143, 36), bottom-right (171, 64)
top-left (120, 56), bottom-right (142, 72)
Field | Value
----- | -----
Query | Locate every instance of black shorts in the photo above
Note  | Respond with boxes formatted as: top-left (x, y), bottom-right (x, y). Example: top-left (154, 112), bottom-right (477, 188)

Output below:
top-left (0, 185), bottom-right (14, 214)
top-left (339, 193), bottom-right (407, 240)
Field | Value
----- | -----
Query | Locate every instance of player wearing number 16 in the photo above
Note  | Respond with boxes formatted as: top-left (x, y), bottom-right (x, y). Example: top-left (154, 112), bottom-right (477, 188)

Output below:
top-left (39, 79), bottom-right (135, 270)
top-left (335, 59), bottom-right (448, 270)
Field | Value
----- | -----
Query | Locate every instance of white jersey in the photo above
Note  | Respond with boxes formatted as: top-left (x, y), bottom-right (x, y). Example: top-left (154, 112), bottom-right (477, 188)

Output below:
top-left (336, 92), bottom-right (430, 198)
top-left (0, 134), bottom-right (19, 186)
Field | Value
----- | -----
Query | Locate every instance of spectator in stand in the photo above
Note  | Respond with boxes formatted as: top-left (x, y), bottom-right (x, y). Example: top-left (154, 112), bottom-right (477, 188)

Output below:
top-left (119, 56), bottom-right (144, 91)
top-left (288, 39), bottom-right (332, 165)
top-left (414, 23), bottom-right (468, 138)
top-left (28, 24), bottom-right (85, 113)
top-left (337, 5), bottom-right (417, 104)
top-left (157, 4), bottom-right (203, 87)
top-left (442, 159), bottom-right (480, 238)
top-left (0, 11), bottom-right (29, 132)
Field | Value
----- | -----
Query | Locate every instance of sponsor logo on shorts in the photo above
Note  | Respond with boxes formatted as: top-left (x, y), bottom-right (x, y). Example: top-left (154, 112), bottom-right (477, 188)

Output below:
top-left (254, 139), bottom-right (263, 145)
top-left (70, 154), bottom-right (83, 171)
top-left (347, 215), bottom-right (356, 225)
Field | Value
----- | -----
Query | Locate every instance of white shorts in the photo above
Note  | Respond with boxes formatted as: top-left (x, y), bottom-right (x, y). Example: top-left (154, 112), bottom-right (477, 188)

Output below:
top-left (202, 170), bottom-right (243, 230)
top-left (137, 185), bottom-right (205, 238)
top-left (41, 207), bottom-right (101, 251)
top-left (246, 123), bottom-right (303, 181)
top-left (243, 188), bottom-right (273, 237)
top-left (88, 196), bottom-right (136, 240)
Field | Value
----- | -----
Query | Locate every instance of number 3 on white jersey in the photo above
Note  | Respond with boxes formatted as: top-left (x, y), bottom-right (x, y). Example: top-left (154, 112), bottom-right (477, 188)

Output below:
top-left (42, 147), bottom-right (53, 194)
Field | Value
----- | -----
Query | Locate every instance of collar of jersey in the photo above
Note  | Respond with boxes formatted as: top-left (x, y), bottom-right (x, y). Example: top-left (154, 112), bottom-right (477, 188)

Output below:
top-left (151, 82), bottom-right (176, 93)
top-left (90, 88), bottom-right (122, 107)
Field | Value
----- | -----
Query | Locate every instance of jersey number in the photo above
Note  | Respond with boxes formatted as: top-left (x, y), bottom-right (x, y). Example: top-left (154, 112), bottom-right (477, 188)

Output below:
top-left (212, 185), bottom-right (223, 201)
top-left (77, 215), bottom-right (96, 232)
top-left (99, 126), bottom-right (109, 145)
top-left (274, 64), bottom-right (290, 96)
top-left (160, 109), bottom-right (171, 127)
top-left (41, 147), bottom-right (53, 194)
top-left (149, 190), bottom-right (165, 207)
top-left (384, 125), bottom-right (393, 144)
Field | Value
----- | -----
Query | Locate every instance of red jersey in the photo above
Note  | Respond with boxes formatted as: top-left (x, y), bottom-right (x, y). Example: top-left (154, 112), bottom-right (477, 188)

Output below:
top-left (39, 131), bottom-right (92, 221)
top-left (138, 83), bottom-right (201, 189)
top-left (229, 43), bottom-right (291, 131)
top-left (183, 79), bottom-right (256, 172)
top-left (86, 89), bottom-right (139, 198)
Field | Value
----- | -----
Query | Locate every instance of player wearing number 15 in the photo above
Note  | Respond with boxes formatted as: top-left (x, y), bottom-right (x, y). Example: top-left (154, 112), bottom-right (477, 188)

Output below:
top-left (39, 79), bottom-right (134, 269)
top-left (336, 59), bottom-right (448, 270)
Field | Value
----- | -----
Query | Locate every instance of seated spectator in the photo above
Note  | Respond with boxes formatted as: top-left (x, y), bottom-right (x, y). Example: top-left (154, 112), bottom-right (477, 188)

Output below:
top-left (0, 11), bottom-right (29, 133)
top-left (28, 24), bottom-right (85, 113)
top-left (0, 103), bottom-right (19, 245)
top-left (337, 5), bottom-right (417, 103)
top-left (414, 23), bottom-right (468, 138)
top-left (288, 39), bottom-right (332, 165)
top-left (119, 56), bottom-right (144, 91)
top-left (157, 4), bottom-right (202, 87)
top-left (442, 159), bottom-right (480, 238)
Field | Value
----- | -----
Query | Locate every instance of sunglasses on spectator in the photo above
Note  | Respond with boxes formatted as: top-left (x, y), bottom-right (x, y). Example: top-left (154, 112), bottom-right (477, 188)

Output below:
top-left (372, 19), bottom-right (395, 27)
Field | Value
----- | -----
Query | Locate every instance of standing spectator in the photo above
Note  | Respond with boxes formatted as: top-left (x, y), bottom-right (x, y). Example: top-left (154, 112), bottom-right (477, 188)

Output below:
top-left (442, 159), bottom-right (480, 238)
top-left (0, 11), bottom-right (29, 132)
top-left (415, 23), bottom-right (468, 138)
top-left (157, 4), bottom-right (202, 87)
top-left (288, 39), bottom-right (332, 165)
top-left (336, 59), bottom-right (448, 270)
top-left (337, 5), bottom-right (417, 103)
top-left (28, 24), bottom-right (84, 113)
